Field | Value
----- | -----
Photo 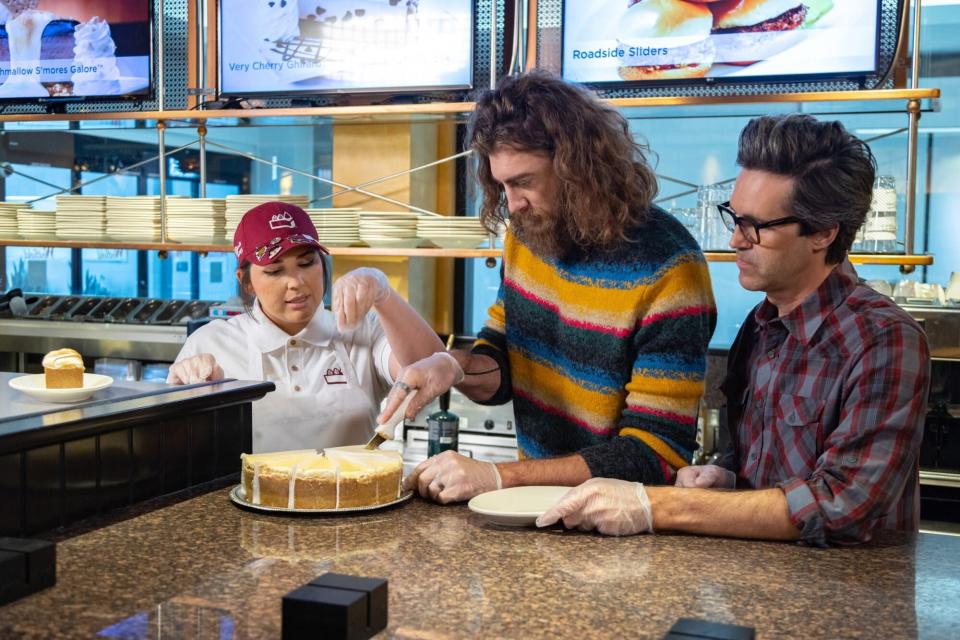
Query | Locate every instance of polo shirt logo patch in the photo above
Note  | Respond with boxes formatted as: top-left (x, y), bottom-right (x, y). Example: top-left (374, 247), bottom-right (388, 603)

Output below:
top-left (324, 366), bottom-right (347, 385)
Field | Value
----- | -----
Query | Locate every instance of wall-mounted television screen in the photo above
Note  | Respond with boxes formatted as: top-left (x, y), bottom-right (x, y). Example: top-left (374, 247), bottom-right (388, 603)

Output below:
top-left (0, 0), bottom-right (152, 101)
top-left (219, 0), bottom-right (474, 97)
top-left (562, 0), bottom-right (880, 85)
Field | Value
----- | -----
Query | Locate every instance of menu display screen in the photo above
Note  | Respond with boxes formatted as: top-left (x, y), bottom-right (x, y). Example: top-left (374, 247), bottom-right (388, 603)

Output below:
top-left (219, 0), bottom-right (474, 96)
top-left (0, 0), bottom-right (151, 101)
top-left (562, 0), bottom-right (880, 85)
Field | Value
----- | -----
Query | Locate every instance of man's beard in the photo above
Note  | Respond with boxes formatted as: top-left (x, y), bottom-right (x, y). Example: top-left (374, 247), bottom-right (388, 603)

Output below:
top-left (510, 205), bottom-right (573, 259)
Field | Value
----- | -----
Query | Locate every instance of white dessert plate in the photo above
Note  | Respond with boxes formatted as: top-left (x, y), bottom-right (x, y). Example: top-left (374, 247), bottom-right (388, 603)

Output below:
top-left (8, 373), bottom-right (114, 403)
top-left (229, 485), bottom-right (414, 514)
top-left (467, 485), bottom-right (572, 527)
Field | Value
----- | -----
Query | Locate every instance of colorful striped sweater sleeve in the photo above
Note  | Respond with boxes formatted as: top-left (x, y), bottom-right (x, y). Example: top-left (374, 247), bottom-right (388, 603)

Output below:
top-left (473, 206), bottom-right (717, 484)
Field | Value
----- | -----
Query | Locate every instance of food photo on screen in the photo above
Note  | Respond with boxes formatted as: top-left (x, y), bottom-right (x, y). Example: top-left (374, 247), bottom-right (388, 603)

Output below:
top-left (219, 0), bottom-right (473, 96)
top-left (562, 0), bottom-right (879, 84)
top-left (0, 0), bottom-right (151, 100)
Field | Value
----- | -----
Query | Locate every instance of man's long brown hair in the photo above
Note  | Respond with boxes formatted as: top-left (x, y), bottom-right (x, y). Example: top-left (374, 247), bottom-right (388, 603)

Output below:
top-left (467, 70), bottom-right (658, 251)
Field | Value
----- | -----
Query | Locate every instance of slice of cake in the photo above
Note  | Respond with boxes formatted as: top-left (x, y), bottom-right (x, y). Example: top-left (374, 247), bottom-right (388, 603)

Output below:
top-left (240, 446), bottom-right (403, 510)
top-left (43, 348), bottom-right (84, 388)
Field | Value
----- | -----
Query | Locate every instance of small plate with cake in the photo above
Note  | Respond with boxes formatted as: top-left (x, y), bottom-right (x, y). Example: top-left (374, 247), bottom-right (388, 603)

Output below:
top-left (230, 446), bottom-right (413, 514)
top-left (8, 348), bottom-right (113, 403)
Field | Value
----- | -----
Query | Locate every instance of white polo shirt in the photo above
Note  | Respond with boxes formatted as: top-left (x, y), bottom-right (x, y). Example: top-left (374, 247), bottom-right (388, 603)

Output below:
top-left (174, 300), bottom-right (394, 453)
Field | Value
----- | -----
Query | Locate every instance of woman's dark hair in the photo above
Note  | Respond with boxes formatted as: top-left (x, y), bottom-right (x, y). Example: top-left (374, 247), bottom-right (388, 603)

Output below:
top-left (237, 248), bottom-right (329, 315)
top-left (737, 114), bottom-right (877, 265)
top-left (467, 70), bottom-right (659, 250)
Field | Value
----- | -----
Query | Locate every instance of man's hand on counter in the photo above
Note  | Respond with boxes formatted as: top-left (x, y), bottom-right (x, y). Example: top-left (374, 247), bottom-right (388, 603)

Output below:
top-left (536, 478), bottom-right (653, 536)
top-left (166, 353), bottom-right (225, 385)
top-left (674, 464), bottom-right (736, 489)
top-left (404, 450), bottom-right (501, 504)
top-left (378, 352), bottom-right (464, 423)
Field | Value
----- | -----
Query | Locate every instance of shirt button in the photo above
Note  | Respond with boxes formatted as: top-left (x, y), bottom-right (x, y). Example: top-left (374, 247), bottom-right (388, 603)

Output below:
top-left (291, 365), bottom-right (299, 372)
top-left (293, 385), bottom-right (301, 392)
top-left (288, 339), bottom-right (297, 347)
top-left (754, 399), bottom-right (762, 408)
top-left (749, 452), bottom-right (757, 460)
top-left (767, 350), bottom-right (776, 359)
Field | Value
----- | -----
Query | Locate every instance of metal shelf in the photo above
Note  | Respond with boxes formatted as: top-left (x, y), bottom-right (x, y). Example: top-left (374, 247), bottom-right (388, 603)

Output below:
top-left (920, 470), bottom-right (960, 489)
top-left (0, 238), bottom-right (933, 265)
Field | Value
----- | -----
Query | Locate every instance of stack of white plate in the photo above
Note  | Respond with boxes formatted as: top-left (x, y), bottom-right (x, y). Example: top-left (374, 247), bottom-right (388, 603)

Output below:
top-left (0, 202), bottom-right (22, 239)
top-left (17, 209), bottom-right (56, 239)
top-left (224, 194), bottom-right (311, 241)
top-left (164, 198), bottom-right (227, 243)
top-left (105, 196), bottom-right (168, 242)
top-left (55, 195), bottom-right (107, 240)
top-left (417, 216), bottom-right (491, 249)
top-left (358, 211), bottom-right (421, 248)
top-left (307, 208), bottom-right (361, 247)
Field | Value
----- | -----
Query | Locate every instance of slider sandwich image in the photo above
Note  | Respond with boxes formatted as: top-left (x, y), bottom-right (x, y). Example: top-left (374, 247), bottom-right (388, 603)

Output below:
top-left (708, 0), bottom-right (809, 65)
top-left (617, 0), bottom-right (717, 81)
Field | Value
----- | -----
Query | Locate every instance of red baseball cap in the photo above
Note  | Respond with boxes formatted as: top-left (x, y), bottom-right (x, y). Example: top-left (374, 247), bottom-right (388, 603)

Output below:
top-left (233, 201), bottom-right (329, 266)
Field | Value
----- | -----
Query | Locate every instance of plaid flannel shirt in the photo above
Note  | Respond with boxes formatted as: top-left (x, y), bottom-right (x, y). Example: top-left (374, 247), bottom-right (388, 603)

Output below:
top-left (722, 261), bottom-right (930, 546)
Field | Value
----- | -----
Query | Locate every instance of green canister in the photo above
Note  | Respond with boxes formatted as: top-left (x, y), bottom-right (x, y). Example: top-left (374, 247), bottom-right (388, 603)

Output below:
top-left (427, 391), bottom-right (459, 456)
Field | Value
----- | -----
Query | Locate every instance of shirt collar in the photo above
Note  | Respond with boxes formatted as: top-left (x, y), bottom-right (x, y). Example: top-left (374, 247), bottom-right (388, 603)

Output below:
top-left (753, 259), bottom-right (860, 345)
top-left (248, 298), bottom-right (336, 352)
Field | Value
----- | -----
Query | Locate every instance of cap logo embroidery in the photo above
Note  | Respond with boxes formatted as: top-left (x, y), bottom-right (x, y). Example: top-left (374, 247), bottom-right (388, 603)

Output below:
top-left (269, 211), bottom-right (296, 230)
top-left (234, 242), bottom-right (243, 258)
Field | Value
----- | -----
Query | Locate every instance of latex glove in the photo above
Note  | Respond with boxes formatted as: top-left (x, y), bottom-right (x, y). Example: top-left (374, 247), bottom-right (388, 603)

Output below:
top-left (674, 464), bottom-right (736, 489)
top-left (403, 450), bottom-right (502, 504)
top-left (332, 267), bottom-right (391, 332)
top-left (378, 352), bottom-right (465, 424)
top-left (166, 353), bottom-right (224, 385)
top-left (535, 477), bottom-right (653, 536)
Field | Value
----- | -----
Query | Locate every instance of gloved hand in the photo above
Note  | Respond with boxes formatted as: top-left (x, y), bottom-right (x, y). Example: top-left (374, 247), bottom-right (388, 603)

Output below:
top-left (377, 351), bottom-right (464, 424)
top-left (332, 267), bottom-right (391, 332)
top-left (403, 450), bottom-right (502, 504)
top-left (166, 353), bottom-right (224, 385)
top-left (535, 477), bottom-right (653, 536)
top-left (674, 464), bottom-right (736, 489)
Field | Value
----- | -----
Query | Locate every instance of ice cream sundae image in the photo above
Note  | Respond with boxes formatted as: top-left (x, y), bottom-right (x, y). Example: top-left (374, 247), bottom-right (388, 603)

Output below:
top-left (0, 1), bottom-right (151, 100)
top-left (0, 5), bottom-right (54, 97)
top-left (71, 17), bottom-right (120, 95)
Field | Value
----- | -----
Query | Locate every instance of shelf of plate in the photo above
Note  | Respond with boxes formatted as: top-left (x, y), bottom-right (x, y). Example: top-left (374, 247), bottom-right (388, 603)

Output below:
top-left (0, 238), bottom-right (934, 265)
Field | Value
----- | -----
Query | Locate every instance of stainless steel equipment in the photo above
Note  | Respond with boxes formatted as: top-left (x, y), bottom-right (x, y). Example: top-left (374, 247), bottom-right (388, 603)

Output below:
top-left (0, 295), bottom-right (217, 363)
top-left (401, 389), bottom-right (518, 474)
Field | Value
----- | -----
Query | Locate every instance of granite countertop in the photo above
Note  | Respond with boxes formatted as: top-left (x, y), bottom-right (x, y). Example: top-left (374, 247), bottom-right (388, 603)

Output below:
top-left (1, 487), bottom-right (958, 639)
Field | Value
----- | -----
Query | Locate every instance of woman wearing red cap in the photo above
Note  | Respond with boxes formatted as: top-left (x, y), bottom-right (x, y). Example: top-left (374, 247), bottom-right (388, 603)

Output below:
top-left (166, 202), bottom-right (446, 452)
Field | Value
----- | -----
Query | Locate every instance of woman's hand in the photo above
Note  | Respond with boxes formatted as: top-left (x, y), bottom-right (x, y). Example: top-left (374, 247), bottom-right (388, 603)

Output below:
top-left (332, 267), bottom-right (391, 332)
top-left (166, 353), bottom-right (224, 384)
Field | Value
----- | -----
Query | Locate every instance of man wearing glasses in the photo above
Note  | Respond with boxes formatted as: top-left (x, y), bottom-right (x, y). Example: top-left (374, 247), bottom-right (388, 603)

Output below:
top-left (538, 114), bottom-right (931, 545)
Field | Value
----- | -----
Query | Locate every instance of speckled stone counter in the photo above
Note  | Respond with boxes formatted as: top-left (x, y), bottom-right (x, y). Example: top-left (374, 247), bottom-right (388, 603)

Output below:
top-left (1, 487), bottom-right (958, 639)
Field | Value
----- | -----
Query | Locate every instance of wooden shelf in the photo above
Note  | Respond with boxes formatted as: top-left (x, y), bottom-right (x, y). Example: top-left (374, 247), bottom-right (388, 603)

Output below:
top-left (0, 238), bottom-right (502, 258)
top-left (0, 238), bottom-right (932, 265)
top-left (0, 88), bottom-right (939, 126)
top-left (705, 252), bottom-right (933, 266)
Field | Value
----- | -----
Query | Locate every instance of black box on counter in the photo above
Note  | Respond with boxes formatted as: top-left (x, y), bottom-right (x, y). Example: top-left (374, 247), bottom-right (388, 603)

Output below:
top-left (282, 573), bottom-right (388, 640)
top-left (664, 617), bottom-right (755, 640)
top-left (0, 537), bottom-right (56, 606)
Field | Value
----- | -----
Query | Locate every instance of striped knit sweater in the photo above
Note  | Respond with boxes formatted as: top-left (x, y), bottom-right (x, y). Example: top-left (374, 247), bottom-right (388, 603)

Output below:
top-left (473, 206), bottom-right (717, 483)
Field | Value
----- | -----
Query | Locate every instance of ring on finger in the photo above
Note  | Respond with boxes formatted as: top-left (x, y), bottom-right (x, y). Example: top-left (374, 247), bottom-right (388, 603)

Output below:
top-left (394, 380), bottom-right (412, 393)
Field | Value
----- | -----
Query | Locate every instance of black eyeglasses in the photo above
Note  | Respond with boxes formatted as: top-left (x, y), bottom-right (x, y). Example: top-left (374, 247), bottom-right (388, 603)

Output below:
top-left (716, 201), bottom-right (806, 245)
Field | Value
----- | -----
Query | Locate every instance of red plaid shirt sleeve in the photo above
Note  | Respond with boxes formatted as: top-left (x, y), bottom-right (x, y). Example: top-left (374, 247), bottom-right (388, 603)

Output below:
top-left (778, 319), bottom-right (930, 546)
